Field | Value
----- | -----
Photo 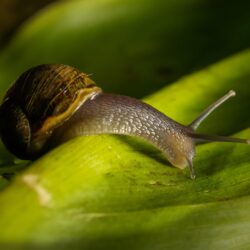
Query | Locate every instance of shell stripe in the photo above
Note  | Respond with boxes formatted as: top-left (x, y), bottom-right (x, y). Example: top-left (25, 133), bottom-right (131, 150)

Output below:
top-left (33, 86), bottom-right (102, 138)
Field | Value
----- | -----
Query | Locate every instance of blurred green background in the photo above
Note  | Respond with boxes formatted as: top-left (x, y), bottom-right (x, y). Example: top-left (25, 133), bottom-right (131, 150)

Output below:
top-left (0, 0), bottom-right (58, 50)
top-left (0, 0), bottom-right (250, 98)
top-left (0, 0), bottom-right (250, 249)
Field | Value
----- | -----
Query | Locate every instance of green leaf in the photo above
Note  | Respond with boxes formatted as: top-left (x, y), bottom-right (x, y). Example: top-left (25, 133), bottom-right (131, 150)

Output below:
top-left (0, 0), bottom-right (250, 249)
top-left (0, 49), bottom-right (250, 249)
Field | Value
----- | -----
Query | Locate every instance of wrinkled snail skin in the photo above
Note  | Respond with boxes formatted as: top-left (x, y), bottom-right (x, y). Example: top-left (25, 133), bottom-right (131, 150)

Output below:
top-left (50, 92), bottom-right (196, 172)
top-left (0, 64), bottom-right (249, 179)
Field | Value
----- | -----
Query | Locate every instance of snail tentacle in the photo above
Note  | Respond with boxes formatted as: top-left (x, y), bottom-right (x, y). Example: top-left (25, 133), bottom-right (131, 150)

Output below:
top-left (0, 64), bottom-right (249, 179)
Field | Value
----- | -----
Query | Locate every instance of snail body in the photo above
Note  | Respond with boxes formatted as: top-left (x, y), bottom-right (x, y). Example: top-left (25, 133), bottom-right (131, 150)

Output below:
top-left (0, 64), bottom-right (249, 179)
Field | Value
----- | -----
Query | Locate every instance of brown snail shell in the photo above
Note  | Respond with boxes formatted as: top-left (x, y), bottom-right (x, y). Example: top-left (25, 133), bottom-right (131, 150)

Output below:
top-left (0, 64), bottom-right (249, 179)
top-left (0, 64), bottom-right (101, 159)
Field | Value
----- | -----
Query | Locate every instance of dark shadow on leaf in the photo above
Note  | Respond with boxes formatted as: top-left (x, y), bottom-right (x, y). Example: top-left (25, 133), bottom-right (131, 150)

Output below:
top-left (116, 135), bottom-right (170, 167)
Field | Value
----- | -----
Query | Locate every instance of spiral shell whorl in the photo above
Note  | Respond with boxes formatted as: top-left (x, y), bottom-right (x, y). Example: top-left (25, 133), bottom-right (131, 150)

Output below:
top-left (1, 64), bottom-right (101, 158)
top-left (5, 64), bottom-right (98, 125)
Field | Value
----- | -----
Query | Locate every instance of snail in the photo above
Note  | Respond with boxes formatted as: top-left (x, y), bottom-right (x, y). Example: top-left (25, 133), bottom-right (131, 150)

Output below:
top-left (0, 64), bottom-right (249, 179)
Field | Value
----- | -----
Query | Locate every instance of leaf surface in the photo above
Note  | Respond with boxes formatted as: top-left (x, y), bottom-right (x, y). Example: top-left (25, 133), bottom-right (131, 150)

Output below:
top-left (0, 1), bottom-right (250, 249)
